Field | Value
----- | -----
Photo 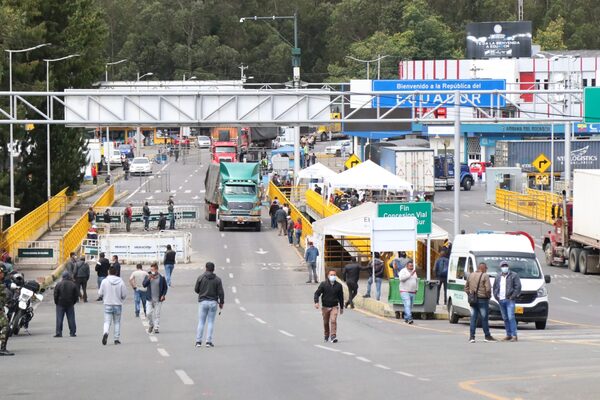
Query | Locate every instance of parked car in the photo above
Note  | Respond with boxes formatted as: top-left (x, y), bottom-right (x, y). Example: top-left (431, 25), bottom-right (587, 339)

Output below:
top-left (118, 144), bottom-right (135, 159)
top-left (129, 157), bottom-right (152, 176)
top-left (324, 140), bottom-right (351, 155)
top-left (469, 161), bottom-right (493, 178)
top-left (196, 135), bottom-right (211, 148)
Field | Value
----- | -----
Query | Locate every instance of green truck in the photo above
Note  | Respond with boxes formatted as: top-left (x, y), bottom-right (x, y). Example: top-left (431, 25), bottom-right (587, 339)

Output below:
top-left (204, 162), bottom-right (262, 231)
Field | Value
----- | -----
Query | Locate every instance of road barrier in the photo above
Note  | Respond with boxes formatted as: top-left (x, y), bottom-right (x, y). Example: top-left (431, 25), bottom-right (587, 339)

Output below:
top-left (14, 241), bottom-right (60, 266)
top-left (495, 188), bottom-right (563, 225)
top-left (268, 182), bottom-right (312, 248)
top-left (94, 205), bottom-right (201, 229)
top-left (97, 231), bottom-right (192, 264)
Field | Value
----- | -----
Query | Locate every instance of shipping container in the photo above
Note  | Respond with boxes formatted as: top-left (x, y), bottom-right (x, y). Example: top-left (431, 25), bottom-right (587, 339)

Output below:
top-left (379, 147), bottom-right (435, 200)
top-left (494, 139), bottom-right (600, 172)
top-left (572, 170), bottom-right (600, 245)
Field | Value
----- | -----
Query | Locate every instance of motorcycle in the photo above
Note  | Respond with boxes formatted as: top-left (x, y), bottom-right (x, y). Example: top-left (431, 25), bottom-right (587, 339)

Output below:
top-left (9, 280), bottom-right (43, 336)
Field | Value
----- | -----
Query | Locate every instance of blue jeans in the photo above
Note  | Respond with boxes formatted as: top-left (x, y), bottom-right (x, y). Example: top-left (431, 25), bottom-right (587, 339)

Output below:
top-left (97, 276), bottom-right (106, 290)
top-left (499, 299), bottom-right (518, 337)
top-left (400, 292), bottom-right (415, 321)
top-left (134, 289), bottom-right (147, 316)
top-left (287, 229), bottom-right (293, 244)
top-left (169, 214), bottom-right (175, 229)
top-left (366, 276), bottom-right (382, 300)
top-left (164, 264), bottom-right (174, 286)
top-left (56, 305), bottom-right (76, 336)
top-left (196, 300), bottom-right (218, 343)
top-left (103, 305), bottom-right (122, 340)
top-left (470, 299), bottom-right (491, 338)
top-left (271, 215), bottom-right (277, 229)
top-left (143, 216), bottom-right (149, 230)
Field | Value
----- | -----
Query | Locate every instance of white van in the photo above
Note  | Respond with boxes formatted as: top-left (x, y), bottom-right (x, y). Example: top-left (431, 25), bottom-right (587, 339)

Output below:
top-left (446, 232), bottom-right (551, 330)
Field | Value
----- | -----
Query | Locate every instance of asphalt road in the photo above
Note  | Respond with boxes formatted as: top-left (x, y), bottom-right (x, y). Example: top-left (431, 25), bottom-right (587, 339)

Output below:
top-left (6, 148), bottom-right (600, 400)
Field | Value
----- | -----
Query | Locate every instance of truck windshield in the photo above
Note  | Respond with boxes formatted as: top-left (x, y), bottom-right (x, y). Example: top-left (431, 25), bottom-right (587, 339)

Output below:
top-left (224, 185), bottom-right (256, 195)
top-left (215, 146), bottom-right (236, 153)
top-left (475, 255), bottom-right (541, 279)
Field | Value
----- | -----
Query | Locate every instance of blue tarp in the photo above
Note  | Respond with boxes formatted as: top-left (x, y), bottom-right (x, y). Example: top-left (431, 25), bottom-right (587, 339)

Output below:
top-left (271, 145), bottom-right (295, 155)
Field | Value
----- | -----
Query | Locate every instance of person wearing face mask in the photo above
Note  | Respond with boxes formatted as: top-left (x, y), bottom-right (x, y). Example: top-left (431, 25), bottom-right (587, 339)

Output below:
top-left (493, 261), bottom-right (522, 342)
top-left (314, 271), bottom-right (344, 343)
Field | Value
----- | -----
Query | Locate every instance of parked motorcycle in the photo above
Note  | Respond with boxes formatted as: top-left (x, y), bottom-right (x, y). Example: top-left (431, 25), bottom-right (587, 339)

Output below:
top-left (9, 279), bottom-right (43, 336)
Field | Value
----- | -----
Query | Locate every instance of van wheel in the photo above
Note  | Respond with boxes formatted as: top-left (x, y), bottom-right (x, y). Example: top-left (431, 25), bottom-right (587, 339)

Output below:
top-left (579, 249), bottom-right (590, 275)
top-left (448, 301), bottom-right (459, 324)
top-left (569, 248), bottom-right (581, 272)
top-left (535, 320), bottom-right (547, 330)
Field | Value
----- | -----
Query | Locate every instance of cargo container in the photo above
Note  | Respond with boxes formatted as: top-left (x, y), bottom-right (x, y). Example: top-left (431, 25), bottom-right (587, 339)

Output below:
top-left (379, 147), bottom-right (435, 200)
top-left (543, 169), bottom-right (600, 274)
top-left (494, 139), bottom-right (600, 172)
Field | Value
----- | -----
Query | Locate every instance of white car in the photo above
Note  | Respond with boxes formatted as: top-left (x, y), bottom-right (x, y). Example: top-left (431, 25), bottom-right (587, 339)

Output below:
top-left (324, 140), bottom-right (351, 155)
top-left (196, 135), bottom-right (211, 148)
top-left (129, 157), bottom-right (152, 176)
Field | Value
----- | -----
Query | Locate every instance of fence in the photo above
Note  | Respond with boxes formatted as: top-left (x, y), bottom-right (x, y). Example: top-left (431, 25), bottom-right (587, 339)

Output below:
top-left (495, 188), bottom-right (563, 225)
top-left (97, 231), bottom-right (192, 264)
top-left (0, 187), bottom-right (71, 257)
top-left (268, 182), bottom-right (312, 249)
top-left (94, 205), bottom-right (201, 230)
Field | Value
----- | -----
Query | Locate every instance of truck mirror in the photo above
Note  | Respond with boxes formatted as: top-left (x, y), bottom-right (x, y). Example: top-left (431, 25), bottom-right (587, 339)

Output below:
top-left (544, 275), bottom-right (551, 284)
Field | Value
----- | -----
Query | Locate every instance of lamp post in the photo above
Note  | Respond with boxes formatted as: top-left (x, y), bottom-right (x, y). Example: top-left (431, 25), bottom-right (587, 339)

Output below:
top-left (43, 53), bottom-right (80, 229)
top-left (104, 59), bottom-right (128, 182)
top-left (5, 42), bottom-right (51, 225)
top-left (345, 54), bottom-right (390, 79)
top-left (136, 72), bottom-right (154, 81)
top-left (105, 58), bottom-right (127, 82)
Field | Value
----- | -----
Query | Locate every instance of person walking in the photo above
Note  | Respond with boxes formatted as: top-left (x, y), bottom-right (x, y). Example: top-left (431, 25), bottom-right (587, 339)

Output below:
top-left (342, 258), bottom-right (361, 309)
top-left (91, 164), bottom-right (98, 185)
top-left (111, 255), bottom-right (121, 277)
top-left (87, 207), bottom-right (96, 224)
top-left (275, 206), bottom-right (287, 236)
top-left (95, 252), bottom-right (110, 301)
top-left (363, 252), bottom-right (384, 301)
top-left (103, 208), bottom-right (111, 224)
top-left (54, 271), bottom-right (79, 338)
top-left (0, 264), bottom-right (14, 355)
top-left (74, 256), bottom-right (90, 302)
top-left (98, 266), bottom-right (127, 345)
top-left (124, 203), bottom-right (133, 232)
top-left (65, 252), bottom-right (78, 277)
top-left (314, 270), bottom-right (344, 343)
top-left (434, 249), bottom-right (449, 305)
top-left (465, 262), bottom-right (496, 343)
top-left (294, 218), bottom-right (302, 246)
top-left (142, 201), bottom-right (151, 231)
top-left (398, 260), bottom-right (418, 324)
top-left (129, 263), bottom-right (148, 317)
top-left (143, 262), bottom-right (168, 334)
top-left (163, 244), bottom-right (176, 287)
top-left (493, 261), bottom-right (522, 342)
top-left (269, 200), bottom-right (279, 229)
top-left (168, 197), bottom-right (176, 230)
top-left (122, 158), bottom-right (130, 181)
top-left (286, 216), bottom-right (294, 245)
top-left (194, 262), bottom-right (225, 348)
top-left (304, 241), bottom-right (319, 284)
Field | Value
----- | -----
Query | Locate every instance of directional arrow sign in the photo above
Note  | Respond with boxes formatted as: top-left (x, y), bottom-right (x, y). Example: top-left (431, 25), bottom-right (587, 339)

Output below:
top-left (532, 153), bottom-right (551, 173)
top-left (255, 248), bottom-right (269, 255)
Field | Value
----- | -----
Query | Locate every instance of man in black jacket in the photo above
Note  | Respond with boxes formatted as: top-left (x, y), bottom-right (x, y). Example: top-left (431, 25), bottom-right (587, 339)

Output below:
top-left (54, 272), bottom-right (79, 337)
top-left (194, 262), bottom-right (224, 348)
top-left (95, 253), bottom-right (110, 301)
top-left (163, 245), bottom-right (176, 287)
top-left (74, 256), bottom-right (90, 302)
top-left (342, 259), bottom-right (361, 309)
top-left (314, 270), bottom-right (344, 343)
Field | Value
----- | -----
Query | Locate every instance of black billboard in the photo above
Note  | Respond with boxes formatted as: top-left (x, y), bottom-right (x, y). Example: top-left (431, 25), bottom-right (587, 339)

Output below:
top-left (466, 21), bottom-right (532, 59)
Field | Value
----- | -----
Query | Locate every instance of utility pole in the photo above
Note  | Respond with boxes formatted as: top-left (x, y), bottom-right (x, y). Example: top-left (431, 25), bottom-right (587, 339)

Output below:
top-left (239, 64), bottom-right (248, 83)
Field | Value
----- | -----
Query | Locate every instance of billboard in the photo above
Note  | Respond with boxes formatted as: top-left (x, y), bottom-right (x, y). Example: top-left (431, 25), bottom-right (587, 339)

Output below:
top-left (466, 21), bottom-right (532, 59)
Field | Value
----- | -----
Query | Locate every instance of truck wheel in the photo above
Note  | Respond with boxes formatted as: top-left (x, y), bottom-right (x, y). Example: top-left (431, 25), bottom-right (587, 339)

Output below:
top-left (568, 248), bottom-right (581, 272)
top-left (448, 301), bottom-right (459, 324)
top-left (255, 222), bottom-right (261, 232)
top-left (462, 178), bottom-right (472, 191)
top-left (535, 320), bottom-right (547, 330)
top-left (320, 133), bottom-right (327, 141)
top-left (446, 185), bottom-right (454, 191)
top-left (544, 244), bottom-right (554, 267)
top-left (579, 249), bottom-right (590, 275)
top-left (218, 218), bottom-right (225, 232)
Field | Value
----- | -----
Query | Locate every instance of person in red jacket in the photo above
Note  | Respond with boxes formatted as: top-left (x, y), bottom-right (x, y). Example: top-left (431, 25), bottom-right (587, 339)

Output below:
top-left (91, 164), bottom-right (98, 185)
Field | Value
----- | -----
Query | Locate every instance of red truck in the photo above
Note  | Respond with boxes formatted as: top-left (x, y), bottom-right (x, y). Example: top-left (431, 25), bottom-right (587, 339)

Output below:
top-left (210, 127), bottom-right (239, 163)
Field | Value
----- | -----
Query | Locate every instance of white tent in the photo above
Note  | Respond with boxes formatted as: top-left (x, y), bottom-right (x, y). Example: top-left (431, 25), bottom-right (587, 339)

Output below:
top-left (295, 162), bottom-right (337, 183)
top-left (324, 160), bottom-right (412, 191)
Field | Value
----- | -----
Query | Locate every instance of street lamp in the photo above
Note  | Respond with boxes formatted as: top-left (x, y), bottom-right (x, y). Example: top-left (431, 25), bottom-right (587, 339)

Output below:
top-left (104, 59), bottom-right (128, 183)
top-left (43, 53), bottom-right (80, 229)
top-left (105, 58), bottom-right (127, 82)
top-left (137, 72), bottom-right (154, 81)
top-left (5, 42), bottom-right (51, 225)
top-left (345, 55), bottom-right (390, 79)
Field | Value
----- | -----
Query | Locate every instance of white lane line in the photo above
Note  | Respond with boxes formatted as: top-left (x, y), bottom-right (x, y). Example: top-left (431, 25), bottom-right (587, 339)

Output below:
top-left (223, 244), bottom-right (228, 249)
top-left (463, 214), bottom-right (470, 218)
top-left (444, 218), bottom-right (453, 222)
top-left (184, 180), bottom-right (188, 183)
top-left (561, 296), bottom-right (579, 303)
top-left (184, 190), bottom-right (191, 194)
top-left (395, 371), bottom-right (414, 377)
top-left (149, 336), bottom-right (158, 342)
top-left (418, 377), bottom-right (431, 382)
top-left (278, 329), bottom-right (295, 337)
top-left (229, 273), bottom-right (234, 279)
top-left (226, 258), bottom-right (231, 264)
top-left (231, 286), bottom-right (237, 293)
top-left (356, 356), bottom-right (371, 363)
top-left (483, 222), bottom-right (491, 226)
top-left (178, 186), bottom-right (183, 190)
top-left (220, 233), bottom-right (225, 238)
top-left (314, 344), bottom-right (340, 352)
top-left (535, 244), bottom-right (543, 249)
top-left (246, 312), bottom-right (255, 317)
top-left (157, 348), bottom-right (170, 357)
top-left (175, 370), bottom-right (194, 385)
top-left (154, 190), bottom-right (161, 193)
top-left (234, 298), bottom-right (240, 304)
top-left (239, 306), bottom-right (246, 312)
top-left (255, 317), bottom-right (266, 324)
top-left (374, 364), bottom-right (391, 370)
top-left (341, 351), bottom-right (355, 356)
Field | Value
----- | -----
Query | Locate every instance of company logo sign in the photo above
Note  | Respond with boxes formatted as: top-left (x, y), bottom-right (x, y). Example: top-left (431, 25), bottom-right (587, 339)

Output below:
top-left (556, 146), bottom-right (599, 166)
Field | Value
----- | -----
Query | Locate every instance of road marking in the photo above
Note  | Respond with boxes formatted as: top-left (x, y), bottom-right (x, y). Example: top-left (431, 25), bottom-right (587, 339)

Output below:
top-left (145, 195), bottom-right (154, 200)
top-left (178, 186), bottom-right (183, 190)
top-left (231, 286), bottom-right (237, 293)
top-left (444, 218), bottom-right (453, 222)
top-left (561, 296), bottom-right (579, 303)
top-left (155, 190), bottom-right (161, 193)
top-left (374, 364), bottom-right (390, 370)
top-left (229, 273), bottom-right (234, 279)
top-left (224, 244), bottom-right (228, 249)
top-left (278, 329), bottom-right (295, 337)
top-left (356, 356), bottom-right (371, 363)
top-left (314, 344), bottom-right (339, 352)
top-left (535, 244), bottom-right (543, 249)
top-left (234, 298), bottom-right (240, 304)
top-left (353, 308), bottom-right (455, 334)
top-left (256, 248), bottom-right (268, 255)
top-left (246, 312), bottom-right (255, 317)
top-left (341, 351), bottom-right (355, 356)
top-left (149, 336), bottom-right (158, 342)
top-left (175, 370), bottom-right (194, 385)
top-left (184, 180), bottom-right (188, 183)
top-left (220, 233), bottom-right (225, 238)
top-left (255, 317), bottom-right (266, 324)
top-left (239, 306), bottom-right (246, 312)
top-left (463, 214), bottom-right (470, 218)
top-left (157, 348), bottom-right (170, 357)
top-left (170, 190), bottom-right (176, 193)
top-left (483, 222), bottom-right (491, 226)
top-left (226, 258), bottom-right (231, 264)
top-left (395, 371), bottom-right (414, 377)
top-left (418, 377), bottom-right (430, 382)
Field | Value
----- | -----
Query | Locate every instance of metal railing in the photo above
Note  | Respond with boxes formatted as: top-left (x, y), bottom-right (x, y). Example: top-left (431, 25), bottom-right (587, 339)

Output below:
top-left (495, 188), bottom-right (562, 225)
top-left (268, 182), bottom-right (312, 249)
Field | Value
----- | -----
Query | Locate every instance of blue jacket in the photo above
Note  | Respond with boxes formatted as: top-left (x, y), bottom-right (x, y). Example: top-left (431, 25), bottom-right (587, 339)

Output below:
top-left (143, 273), bottom-right (168, 301)
top-left (492, 271), bottom-right (522, 302)
top-left (305, 246), bottom-right (319, 263)
top-left (434, 256), bottom-right (449, 279)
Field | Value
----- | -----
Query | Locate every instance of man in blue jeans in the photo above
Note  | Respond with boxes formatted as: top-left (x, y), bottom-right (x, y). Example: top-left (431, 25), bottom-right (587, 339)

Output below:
top-left (98, 266), bottom-right (127, 345)
top-left (363, 252), bottom-right (384, 301)
top-left (493, 261), bottom-right (522, 342)
top-left (465, 262), bottom-right (496, 343)
top-left (398, 260), bottom-right (418, 324)
top-left (163, 244), bottom-right (176, 286)
top-left (194, 262), bottom-right (224, 348)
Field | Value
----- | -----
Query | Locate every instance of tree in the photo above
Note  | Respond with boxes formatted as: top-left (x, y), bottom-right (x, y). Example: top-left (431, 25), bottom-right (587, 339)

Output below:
top-left (535, 16), bottom-right (567, 50)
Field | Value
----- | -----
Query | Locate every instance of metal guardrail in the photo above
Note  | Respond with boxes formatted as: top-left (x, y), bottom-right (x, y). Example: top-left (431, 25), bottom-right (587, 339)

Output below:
top-left (94, 205), bottom-right (201, 229)
top-left (268, 182), bottom-right (312, 249)
top-left (495, 188), bottom-right (563, 225)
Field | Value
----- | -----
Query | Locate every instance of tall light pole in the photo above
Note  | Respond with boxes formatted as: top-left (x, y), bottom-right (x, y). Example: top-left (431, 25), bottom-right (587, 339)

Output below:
top-left (44, 53), bottom-right (79, 229)
top-left (104, 59), bottom-right (128, 183)
top-left (5, 42), bottom-right (51, 225)
top-left (345, 55), bottom-right (390, 79)
top-left (136, 72), bottom-right (153, 81)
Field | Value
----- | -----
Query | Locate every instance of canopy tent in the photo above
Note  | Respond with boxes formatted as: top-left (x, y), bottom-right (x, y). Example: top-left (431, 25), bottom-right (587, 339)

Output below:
top-left (324, 160), bottom-right (412, 191)
top-left (295, 162), bottom-right (337, 183)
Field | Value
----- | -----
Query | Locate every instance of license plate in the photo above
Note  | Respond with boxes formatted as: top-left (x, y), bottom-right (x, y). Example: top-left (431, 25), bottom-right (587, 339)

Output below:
top-left (237, 217), bottom-right (244, 223)
top-left (515, 306), bottom-right (524, 314)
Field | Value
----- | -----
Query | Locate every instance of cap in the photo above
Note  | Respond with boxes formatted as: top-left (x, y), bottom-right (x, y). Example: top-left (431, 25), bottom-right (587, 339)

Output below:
top-left (500, 261), bottom-right (509, 267)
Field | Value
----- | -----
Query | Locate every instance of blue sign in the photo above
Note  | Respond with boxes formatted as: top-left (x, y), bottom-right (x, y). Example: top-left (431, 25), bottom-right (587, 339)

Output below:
top-left (373, 79), bottom-right (506, 108)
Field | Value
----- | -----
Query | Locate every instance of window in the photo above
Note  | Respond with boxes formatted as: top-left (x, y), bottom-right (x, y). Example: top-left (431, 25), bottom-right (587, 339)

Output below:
top-left (224, 185), bottom-right (257, 195)
top-left (456, 257), bottom-right (467, 280)
top-left (544, 79), bottom-right (549, 90)
top-left (583, 79), bottom-right (589, 87)
top-left (593, 79), bottom-right (597, 87)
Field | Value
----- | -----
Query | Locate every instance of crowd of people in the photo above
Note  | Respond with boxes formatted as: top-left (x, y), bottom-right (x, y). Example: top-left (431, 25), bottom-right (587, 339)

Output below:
top-left (268, 197), bottom-right (303, 247)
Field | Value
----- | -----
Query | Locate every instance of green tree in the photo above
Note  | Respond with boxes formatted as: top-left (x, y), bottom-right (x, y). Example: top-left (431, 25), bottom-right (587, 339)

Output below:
top-left (535, 16), bottom-right (567, 50)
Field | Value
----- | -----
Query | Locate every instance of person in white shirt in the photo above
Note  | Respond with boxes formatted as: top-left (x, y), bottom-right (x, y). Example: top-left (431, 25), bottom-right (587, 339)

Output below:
top-left (129, 264), bottom-right (148, 317)
top-left (398, 260), bottom-right (418, 324)
top-left (98, 266), bottom-right (127, 345)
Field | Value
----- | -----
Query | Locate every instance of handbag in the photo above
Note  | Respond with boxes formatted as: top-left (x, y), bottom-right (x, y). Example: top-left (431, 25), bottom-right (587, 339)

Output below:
top-left (468, 272), bottom-right (484, 306)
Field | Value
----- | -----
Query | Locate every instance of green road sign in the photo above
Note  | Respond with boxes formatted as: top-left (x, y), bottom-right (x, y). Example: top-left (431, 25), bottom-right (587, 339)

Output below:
top-left (18, 248), bottom-right (54, 258)
top-left (584, 87), bottom-right (600, 123)
top-left (377, 202), bottom-right (433, 235)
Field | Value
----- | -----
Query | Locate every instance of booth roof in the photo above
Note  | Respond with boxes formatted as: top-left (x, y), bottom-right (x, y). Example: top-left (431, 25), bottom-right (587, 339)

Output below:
top-left (325, 160), bottom-right (412, 191)
top-left (296, 162), bottom-right (337, 181)
top-left (0, 205), bottom-right (19, 216)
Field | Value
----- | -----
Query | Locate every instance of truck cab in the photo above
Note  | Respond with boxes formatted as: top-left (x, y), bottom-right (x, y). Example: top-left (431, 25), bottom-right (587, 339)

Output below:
top-left (434, 156), bottom-right (475, 191)
top-left (210, 127), bottom-right (239, 163)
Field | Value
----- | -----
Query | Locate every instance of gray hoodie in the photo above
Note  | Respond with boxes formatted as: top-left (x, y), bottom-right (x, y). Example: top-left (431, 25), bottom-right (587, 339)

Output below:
top-left (98, 275), bottom-right (127, 306)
